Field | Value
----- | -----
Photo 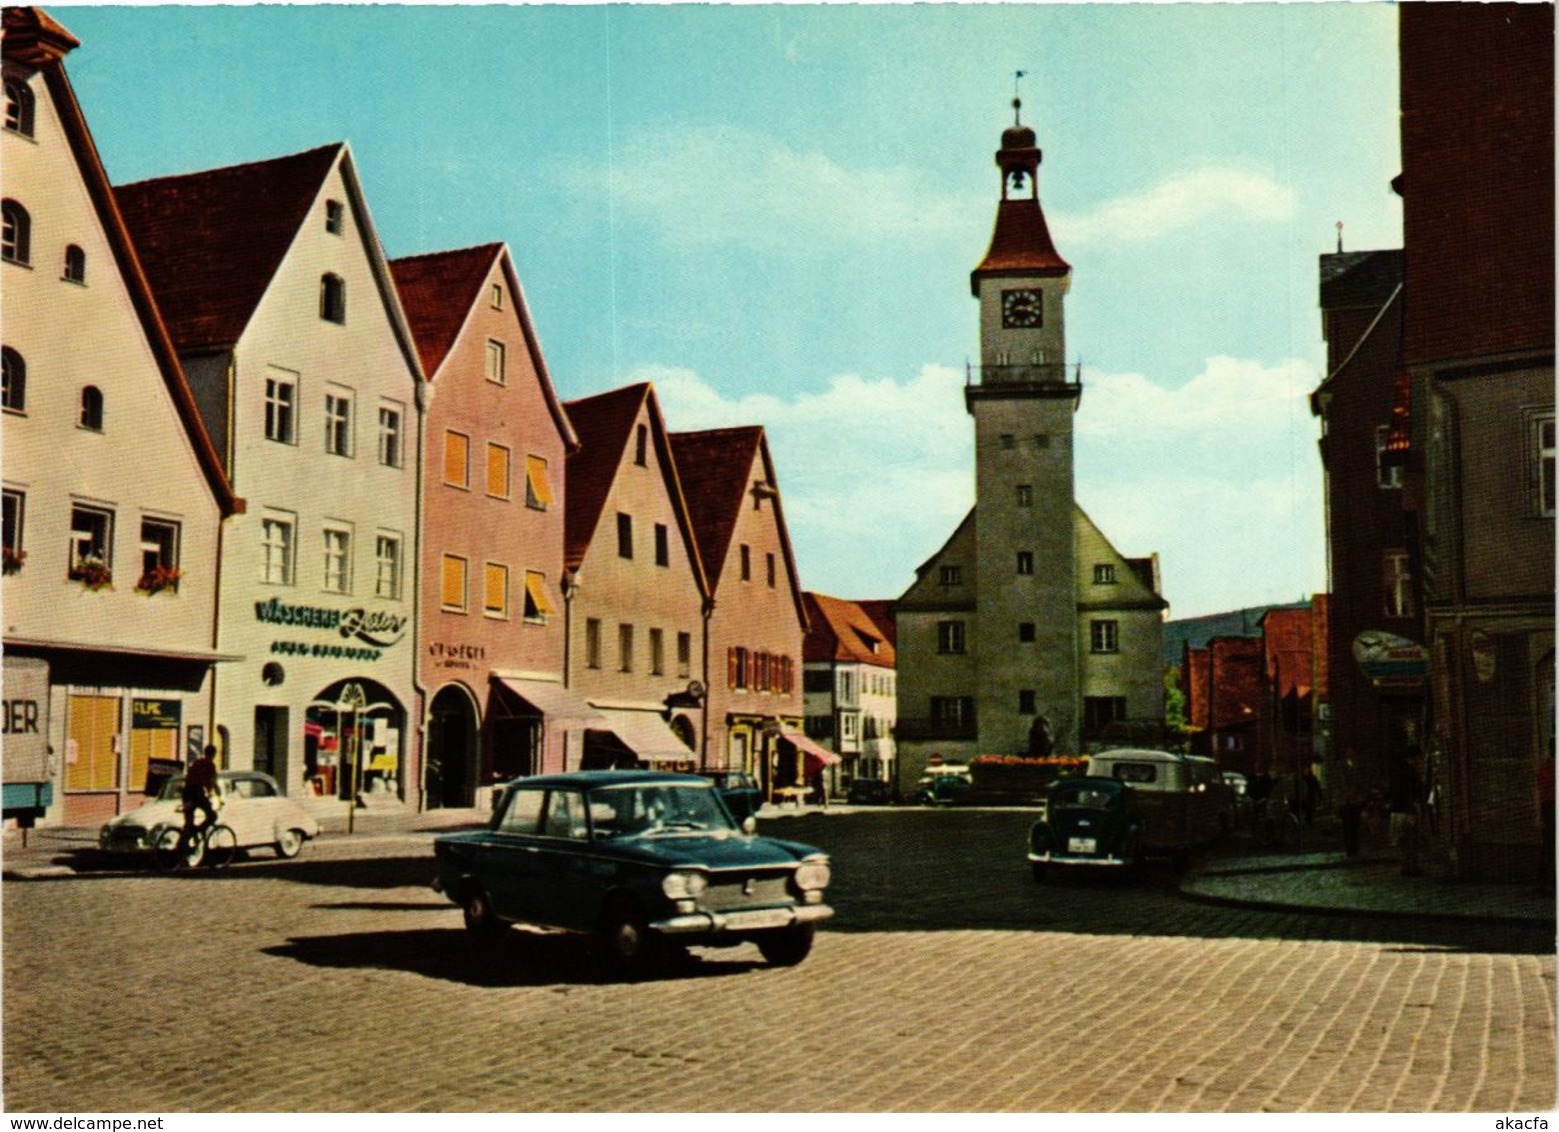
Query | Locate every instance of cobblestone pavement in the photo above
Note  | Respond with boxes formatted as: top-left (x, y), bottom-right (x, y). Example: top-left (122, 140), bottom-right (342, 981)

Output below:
top-left (4, 809), bottom-right (1554, 1112)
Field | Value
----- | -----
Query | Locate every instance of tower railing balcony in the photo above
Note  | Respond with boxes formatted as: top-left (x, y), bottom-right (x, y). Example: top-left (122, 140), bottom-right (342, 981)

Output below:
top-left (966, 361), bottom-right (1083, 390)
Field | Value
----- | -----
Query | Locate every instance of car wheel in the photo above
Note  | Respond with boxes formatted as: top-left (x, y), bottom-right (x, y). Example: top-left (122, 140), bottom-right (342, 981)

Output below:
top-left (755, 924), bottom-right (814, 967)
top-left (599, 900), bottom-right (658, 977)
top-left (462, 886), bottom-right (507, 941)
top-left (274, 828), bottom-right (306, 859)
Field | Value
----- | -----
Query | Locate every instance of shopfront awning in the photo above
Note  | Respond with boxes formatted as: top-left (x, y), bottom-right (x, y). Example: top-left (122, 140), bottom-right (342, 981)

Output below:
top-left (779, 727), bottom-right (841, 771)
top-left (591, 708), bottom-right (695, 764)
top-left (493, 677), bottom-right (607, 727)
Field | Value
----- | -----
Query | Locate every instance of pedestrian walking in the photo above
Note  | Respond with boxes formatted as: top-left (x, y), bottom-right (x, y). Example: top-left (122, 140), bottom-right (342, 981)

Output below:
top-left (1388, 745), bottom-right (1425, 877)
top-left (1335, 750), bottom-right (1369, 858)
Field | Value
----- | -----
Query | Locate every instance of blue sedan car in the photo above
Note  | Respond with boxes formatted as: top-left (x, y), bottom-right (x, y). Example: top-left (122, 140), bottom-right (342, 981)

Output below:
top-left (433, 770), bottom-right (833, 974)
top-left (1027, 775), bottom-right (1146, 880)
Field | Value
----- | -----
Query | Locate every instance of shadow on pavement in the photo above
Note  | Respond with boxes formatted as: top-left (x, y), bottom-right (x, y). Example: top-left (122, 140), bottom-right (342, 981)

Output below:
top-left (263, 927), bottom-right (764, 988)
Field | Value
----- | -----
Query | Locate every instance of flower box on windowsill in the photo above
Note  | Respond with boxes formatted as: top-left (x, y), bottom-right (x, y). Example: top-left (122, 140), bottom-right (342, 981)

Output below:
top-left (68, 559), bottom-right (113, 591)
top-left (2, 548), bottom-right (24, 575)
top-left (135, 565), bottom-right (183, 596)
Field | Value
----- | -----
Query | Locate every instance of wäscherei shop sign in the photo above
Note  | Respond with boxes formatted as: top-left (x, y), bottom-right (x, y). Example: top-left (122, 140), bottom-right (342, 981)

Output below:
top-left (255, 597), bottom-right (409, 663)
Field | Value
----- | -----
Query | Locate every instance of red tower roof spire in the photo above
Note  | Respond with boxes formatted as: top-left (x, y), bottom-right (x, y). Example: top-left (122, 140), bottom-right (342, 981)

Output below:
top-left (971, 87), bottom-right (1070, 294)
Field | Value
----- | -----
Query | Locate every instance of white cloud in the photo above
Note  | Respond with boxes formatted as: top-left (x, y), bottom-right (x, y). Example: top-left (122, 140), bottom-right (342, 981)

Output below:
top-left (640, 353), bottom-right (1326, 617)
top-left (554, 126), bottom-right (971, 252)
top-left (644, 362), bottom-right (974, 597)
top-left (1056, 167), bottom-right (1297, 246)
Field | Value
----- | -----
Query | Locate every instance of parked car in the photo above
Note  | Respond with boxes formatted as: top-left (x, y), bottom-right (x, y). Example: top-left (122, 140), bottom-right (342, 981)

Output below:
top-left (98, 770), bottom-right (320, 862)
top-left (703, 770), bottom-right (763, 821)
top-left (1027, 775), bottom-right (1146, 879)
top-left (1084, 748), bottom-right (1231, 866)
top-left (432, 770), bottom-right (834, 974)
top-left (914, 772), bottom-right (971, 806)
top-left (845, 778), bottom-right (892, 805)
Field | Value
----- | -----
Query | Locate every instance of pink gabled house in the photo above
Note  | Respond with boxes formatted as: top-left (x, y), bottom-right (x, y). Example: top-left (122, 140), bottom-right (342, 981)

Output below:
top-left (391, 243), bottom-right (580, 808)
top-left (669, 427), bottom-right (821, 799)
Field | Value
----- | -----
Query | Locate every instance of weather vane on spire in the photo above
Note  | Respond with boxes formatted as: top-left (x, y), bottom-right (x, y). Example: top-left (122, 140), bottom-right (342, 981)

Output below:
top-left (1013, 69), bottom-right (1027, 124)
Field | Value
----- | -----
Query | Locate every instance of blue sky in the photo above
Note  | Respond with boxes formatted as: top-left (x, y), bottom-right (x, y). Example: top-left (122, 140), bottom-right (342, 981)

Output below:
top-left (57, 3), bottom-right (1403, 619)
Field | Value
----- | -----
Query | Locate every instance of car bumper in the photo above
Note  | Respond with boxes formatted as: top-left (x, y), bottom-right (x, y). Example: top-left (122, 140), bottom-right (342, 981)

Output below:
top-left (1027, 851), bottom-right (1132, 867)
top-left (651, 902), bottom-right (834, 935)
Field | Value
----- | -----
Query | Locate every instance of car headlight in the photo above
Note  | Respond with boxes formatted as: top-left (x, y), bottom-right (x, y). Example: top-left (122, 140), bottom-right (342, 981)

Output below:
top-left (793, 859), bottom-right (831, 892)
top-left (661, 870), bottom-right (709, 900)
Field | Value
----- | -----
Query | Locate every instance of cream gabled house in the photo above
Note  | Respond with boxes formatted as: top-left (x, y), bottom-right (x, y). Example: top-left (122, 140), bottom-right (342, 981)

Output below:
top-left (116, 142), bottom-right (425, 804)
top-left (563, 384), bottom-right (709, 769)
top-left (2, 7), bottom-right (239, 826)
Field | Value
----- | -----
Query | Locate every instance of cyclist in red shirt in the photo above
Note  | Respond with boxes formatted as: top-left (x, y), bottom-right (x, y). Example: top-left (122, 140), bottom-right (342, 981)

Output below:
top-left (177, 744), bottom-right (221, 855)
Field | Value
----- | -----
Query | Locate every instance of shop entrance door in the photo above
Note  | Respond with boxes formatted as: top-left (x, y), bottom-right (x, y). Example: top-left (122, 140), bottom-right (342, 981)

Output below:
top-left (254, 706), bottom-right (289, 788)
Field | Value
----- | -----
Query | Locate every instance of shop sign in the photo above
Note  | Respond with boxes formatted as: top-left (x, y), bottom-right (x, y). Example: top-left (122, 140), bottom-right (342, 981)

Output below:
top-left (1352, 630), bottom-right (1428, 688)
top-left (2, 656), bottom-right (50, 781)
top-left (132, 698), bottom-right (182, 729)
top-left (428, 642), bottom-right (487, 671)
top-left (255, 596), bottom-right (409, 663)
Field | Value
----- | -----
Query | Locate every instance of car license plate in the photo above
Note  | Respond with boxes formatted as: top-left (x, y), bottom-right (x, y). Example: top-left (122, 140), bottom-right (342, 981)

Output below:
top-left (1068, 837), bottom-right (1097, 854)
top-left (738, 908), bottom-right (795, 931)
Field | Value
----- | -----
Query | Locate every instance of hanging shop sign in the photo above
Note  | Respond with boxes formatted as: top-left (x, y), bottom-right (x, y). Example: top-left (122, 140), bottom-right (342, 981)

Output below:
top-left (1352, 630), bottom-right (1429, 689)
top-left (254, 597), bottom-right (409, 662)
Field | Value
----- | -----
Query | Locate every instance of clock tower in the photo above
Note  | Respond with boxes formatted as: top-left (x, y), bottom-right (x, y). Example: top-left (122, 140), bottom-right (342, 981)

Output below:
top-left (966, 93), bottom-right (1083, 755)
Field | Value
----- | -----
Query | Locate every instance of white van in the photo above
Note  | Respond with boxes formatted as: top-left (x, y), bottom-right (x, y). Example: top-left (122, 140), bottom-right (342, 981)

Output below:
top-left (1084, 749), bottom-right (1232, 864)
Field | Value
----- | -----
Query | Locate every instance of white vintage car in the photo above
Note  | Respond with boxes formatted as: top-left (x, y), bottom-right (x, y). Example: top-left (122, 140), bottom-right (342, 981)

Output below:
top-left (98, 770), bottom-right (320, 861)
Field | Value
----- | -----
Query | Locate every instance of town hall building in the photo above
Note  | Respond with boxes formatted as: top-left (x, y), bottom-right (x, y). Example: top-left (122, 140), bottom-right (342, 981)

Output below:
top-left (895, 99), bottom-right (1167, 785)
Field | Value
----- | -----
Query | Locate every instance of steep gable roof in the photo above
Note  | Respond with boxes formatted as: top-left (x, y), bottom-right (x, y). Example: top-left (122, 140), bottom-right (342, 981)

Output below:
top-left (391, 242), bottom-right (577, 451)
top-left (803, 592), bottom-right (896, 668)
top-left (390, 243), bottom-right (502, 379)
top-left (115, 144), bottom-right (342, 354)
top-left (5, 7), bottom-right (236, 515)
top-left (563, 383), bottom-right (705, 593)
top-left (856, 599), bottom-right (897, 648)
top-left (670, 426), bottom-right (807, 627)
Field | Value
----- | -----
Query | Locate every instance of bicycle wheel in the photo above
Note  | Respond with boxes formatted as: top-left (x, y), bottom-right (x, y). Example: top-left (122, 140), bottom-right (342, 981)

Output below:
top-left (153, 826), bottom-right (199, 871)
top-left (202, 824), bottom-right (238, 868)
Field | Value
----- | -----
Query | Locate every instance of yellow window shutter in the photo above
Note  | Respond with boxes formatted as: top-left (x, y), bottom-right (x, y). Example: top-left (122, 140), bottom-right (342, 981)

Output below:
top-left (526, 455), bottom-right (554, 506)
top-left (487, 444), bottom-right (510, 498)
top-left (441, 555), bottom-right (466, 608)
top-left (485, 562), bottom-right (508, 615)
top-left (444, 431), bottom-right (469, 486)
top-left (524, 571), bottom-right (554, 617)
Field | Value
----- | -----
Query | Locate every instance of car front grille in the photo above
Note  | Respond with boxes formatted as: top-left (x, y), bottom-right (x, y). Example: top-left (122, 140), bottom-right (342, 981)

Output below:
top-left (703, 871), bottom-right (792, 909)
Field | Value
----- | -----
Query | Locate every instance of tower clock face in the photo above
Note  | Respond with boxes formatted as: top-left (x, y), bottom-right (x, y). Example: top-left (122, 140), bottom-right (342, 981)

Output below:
top-left (1001, 288), bottom-right (1042, 328)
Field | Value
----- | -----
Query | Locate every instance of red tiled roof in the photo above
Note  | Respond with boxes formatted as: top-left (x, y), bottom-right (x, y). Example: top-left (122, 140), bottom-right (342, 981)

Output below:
top-left (563, 384), bottom-right (653, 571)
top-left (390, 244), bottom-right (503, 379)
top-left (803, 593), bottom-right (896, 668)
top-left (971, 197), bottom-right (1070, 293)
top-left (115, 144), bottom-right (343, 353)
top-left (855, 599), bottom-right (897, 648)
top-left (668, 427), bottom-right (763, 591)
top-left (670, 426), bottom-right (808, 627)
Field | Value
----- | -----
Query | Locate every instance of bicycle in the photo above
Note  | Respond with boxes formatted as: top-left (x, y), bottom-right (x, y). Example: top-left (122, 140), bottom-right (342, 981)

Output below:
top-left (1253, 797), bottom-right (1305, 852)
top-left (152, 819), bottom-right (238, 871)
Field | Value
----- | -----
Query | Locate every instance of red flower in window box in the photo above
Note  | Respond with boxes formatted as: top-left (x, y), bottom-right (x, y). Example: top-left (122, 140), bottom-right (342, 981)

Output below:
top-left (68, 556), bottom-right (113, 591)
top-left (2, 547), bottom-right (24, 575)
top-left (135, 565), bottom-right (183, 595)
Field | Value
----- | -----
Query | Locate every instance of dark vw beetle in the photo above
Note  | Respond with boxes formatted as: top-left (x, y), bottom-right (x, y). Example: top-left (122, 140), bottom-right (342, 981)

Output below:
top-left (433, 770), bottom-right (833, 973)
top-left (1027, 775), bottom-right (1145, 880)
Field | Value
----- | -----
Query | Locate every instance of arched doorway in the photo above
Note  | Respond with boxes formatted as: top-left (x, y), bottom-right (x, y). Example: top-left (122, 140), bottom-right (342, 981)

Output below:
top-left (307, 677), bottom-right (407, 804)
top-left (427, 683), bottom-right (479, 809)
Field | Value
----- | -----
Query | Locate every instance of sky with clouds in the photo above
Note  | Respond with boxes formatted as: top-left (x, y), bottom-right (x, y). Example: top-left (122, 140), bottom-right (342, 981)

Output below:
top-left (58, 2), bottom-right (1404, 619)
